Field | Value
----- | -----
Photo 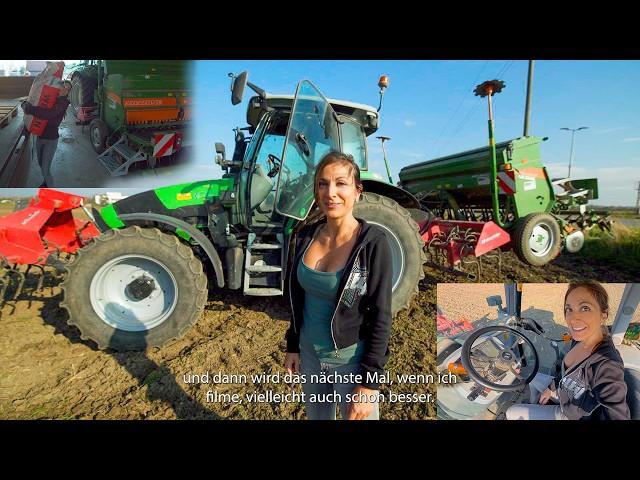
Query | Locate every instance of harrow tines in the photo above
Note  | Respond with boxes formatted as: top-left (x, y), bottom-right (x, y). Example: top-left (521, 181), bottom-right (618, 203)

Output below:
top-left (461, 253), bottom-right (480, 282)
top-left (0, 274), bottom-right (8, 306)
top-left (483, 248), bottom-right (503, 277)
top-left (10, 265), bottom-right (26, 300)
top-left (31, 264), bottom-right (47, 291)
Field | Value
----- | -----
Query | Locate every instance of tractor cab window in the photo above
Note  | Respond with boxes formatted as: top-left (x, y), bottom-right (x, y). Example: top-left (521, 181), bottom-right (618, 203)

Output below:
top-left (340, 119), bottom-right (367, 170)
top-left (275, 80), bottom-right (339, 220)
top-left (248, 115), bottom-right (287, 216)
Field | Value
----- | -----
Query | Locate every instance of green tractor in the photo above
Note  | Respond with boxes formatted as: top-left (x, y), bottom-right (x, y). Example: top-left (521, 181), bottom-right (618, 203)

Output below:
top-left (67, 60), bottom-right (190, 176)
top-left (60, 73), bottom-right (426, 350)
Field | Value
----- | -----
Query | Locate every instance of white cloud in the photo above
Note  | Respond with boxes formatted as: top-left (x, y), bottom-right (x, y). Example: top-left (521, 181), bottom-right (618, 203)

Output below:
top-left (622, 137), bottom-right (640, 143)
top-left (594, 127), bottom-right (628, 135)
top-left (403, 120), bottom-right (416, 127)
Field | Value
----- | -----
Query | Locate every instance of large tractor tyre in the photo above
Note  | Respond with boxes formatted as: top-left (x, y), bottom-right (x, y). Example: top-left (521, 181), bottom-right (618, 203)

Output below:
top-left (353, 192), bottom-right (426, 315)
top-left (513, 212), bottom-right (562, 266)
top-left (60, 226), bottom-right (208, 351)
top-left (69, 73), bottom-right (98, 117)
top-left (89, 119), bottom-right (108, 153)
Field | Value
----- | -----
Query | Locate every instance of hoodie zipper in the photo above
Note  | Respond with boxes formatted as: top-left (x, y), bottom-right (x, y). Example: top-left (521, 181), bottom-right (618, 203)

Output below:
top-left (288, 232), bottom-right (298, 334)
top-left (558, 347), bottom-right (595, 417)
top-left (329, 245), bottom-right (364, 359)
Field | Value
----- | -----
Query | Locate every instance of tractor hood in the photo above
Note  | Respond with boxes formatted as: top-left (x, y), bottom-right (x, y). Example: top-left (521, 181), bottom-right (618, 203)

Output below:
top-left (100, 179), bottom-right (235, 229)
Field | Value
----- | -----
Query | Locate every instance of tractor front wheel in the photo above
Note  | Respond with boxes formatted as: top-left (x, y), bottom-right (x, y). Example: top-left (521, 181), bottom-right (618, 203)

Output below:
top-left (89, 119), bottom-right (108, 153)
top-left (61, 226), bottom-right (208, 351)
top-left (513, 213), bottom-right (562, 266)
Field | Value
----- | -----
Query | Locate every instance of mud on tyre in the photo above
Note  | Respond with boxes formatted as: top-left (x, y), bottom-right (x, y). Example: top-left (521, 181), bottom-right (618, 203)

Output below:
top-left (354, 192), bottom-right (426, 315)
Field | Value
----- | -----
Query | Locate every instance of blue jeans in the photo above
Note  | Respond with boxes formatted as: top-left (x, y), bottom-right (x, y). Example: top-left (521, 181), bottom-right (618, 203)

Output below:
top-left (505, 372), bottom-right (568, 420)
top-left (35, 137), bottom-right (57, 187)
top-left (299, 346), bottom-right (380, 420)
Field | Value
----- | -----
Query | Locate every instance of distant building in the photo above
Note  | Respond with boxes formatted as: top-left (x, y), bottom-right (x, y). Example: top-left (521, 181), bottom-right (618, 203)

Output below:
top-left (26, 60), bottom-right (48, 76)
top-left (94, 192), bottom-right (127, 205)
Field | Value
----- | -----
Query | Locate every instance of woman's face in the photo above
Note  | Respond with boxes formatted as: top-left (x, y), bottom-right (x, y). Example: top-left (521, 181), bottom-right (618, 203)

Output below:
top-left (316, 162), bottom-right (360, 220)
top-left (564, 286), bottom-right (607, 343)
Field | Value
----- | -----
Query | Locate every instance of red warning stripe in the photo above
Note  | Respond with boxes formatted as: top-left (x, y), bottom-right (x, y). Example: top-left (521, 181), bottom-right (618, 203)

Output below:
top-left (153, 133), bottom-right (175, 157)
top-left (497, 171), bottom-right (516, 195)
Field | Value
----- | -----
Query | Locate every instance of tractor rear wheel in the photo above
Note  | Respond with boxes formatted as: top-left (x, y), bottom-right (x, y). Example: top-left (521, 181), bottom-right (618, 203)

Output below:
top-left (70, 73), bottom-right (98, 117)
top-left (61, 226), bottom-right (208, 351)
top-left (353, 193), bottom-right (426, 315)
top-left (513, 212), bottom-right (562, 266)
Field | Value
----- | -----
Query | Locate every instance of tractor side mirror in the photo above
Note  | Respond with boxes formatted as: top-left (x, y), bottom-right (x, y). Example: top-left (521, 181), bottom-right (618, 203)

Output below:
top-left (215, 142), bottom-right (226, 167)
top-left (230, 71), bottom-right (248, 106)
top-left (486, 295), bottom-right (503, 308)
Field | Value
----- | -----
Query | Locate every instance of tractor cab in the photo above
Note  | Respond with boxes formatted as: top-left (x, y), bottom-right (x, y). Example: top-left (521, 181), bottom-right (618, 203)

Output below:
top-left (216, 72), bottom-right (380, 227)
top-left (210, 72), bottom-right (425, 313)
top-left (437, 283), bottom-right (640, 420)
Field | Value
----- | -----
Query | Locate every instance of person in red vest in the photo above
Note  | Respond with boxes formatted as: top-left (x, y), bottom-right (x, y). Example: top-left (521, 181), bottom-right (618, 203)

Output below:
top-left (21, 80), bottom-right (72, 187)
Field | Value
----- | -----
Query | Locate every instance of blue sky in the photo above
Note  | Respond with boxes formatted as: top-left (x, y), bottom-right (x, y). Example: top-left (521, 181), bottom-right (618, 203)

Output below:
top-left (191, 60), bottom-right (640, 206)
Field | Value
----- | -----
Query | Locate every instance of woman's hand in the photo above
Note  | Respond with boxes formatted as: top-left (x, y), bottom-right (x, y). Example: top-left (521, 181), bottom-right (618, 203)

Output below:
top-left (347, 385), bottom-right (378, 420)
top-left (284, 352), bottom-right (300, 375)
top-left (538, 388), bottom-right (557, 405)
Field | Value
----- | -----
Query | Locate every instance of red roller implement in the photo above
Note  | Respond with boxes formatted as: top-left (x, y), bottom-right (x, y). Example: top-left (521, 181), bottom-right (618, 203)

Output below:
top-left (0, 189), bottom-right (100, 265)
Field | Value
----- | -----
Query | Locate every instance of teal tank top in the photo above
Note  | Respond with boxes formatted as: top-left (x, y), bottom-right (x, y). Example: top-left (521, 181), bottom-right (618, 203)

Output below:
top-left (297, 251), bottom-right (364, 365)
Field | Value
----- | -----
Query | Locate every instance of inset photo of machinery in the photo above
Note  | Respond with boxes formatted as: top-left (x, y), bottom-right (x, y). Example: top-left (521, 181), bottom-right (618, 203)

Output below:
top-left (437, 282), bottom-right (640, 420)
top-left (0, 60), bottom-right (193, 189)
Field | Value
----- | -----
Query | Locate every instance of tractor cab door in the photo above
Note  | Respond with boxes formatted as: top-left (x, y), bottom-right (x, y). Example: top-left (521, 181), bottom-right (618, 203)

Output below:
top-left (243, 112), bottom-right (289, 225)
top-left (275, 80), bottom-right (340, 221)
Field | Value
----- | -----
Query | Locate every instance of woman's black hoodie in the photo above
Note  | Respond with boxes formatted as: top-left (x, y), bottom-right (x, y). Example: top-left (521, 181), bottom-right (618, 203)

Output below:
top-left (285, 218), bottom-right (393, 390)
top-left (552, 336), bottom-right (630, 420)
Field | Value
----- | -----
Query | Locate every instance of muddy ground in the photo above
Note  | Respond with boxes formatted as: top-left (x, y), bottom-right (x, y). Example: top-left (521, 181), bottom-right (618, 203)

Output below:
top-left (0, 271), bottom-right (437, 420)
top-left (1, 244), bottom-right (637, 420)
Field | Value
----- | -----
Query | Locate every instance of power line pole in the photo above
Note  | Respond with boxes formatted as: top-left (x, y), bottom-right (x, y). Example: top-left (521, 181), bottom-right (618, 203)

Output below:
top-left (560, 126), bottom-right (589, 178)
top-left (635, 181), bottom-right (640, 214)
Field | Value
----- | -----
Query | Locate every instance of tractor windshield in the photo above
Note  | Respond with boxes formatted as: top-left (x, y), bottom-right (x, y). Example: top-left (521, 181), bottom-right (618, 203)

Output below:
top-left (275, 80), bottom-right (339, 220)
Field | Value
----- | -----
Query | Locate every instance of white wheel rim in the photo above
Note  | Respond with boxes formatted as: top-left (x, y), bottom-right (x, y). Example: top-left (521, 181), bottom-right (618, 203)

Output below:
top-left (91, 126), bottom-right (101, 148)
top-left (89, 254), bottom-right (178, 331)
top-left (529, 223), bottom-right (554, 257)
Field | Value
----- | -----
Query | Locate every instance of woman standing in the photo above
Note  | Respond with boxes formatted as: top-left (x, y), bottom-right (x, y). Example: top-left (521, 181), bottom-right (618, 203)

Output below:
top-left (284, 151), bottom-right (393, 420)
top-left (22, 79), bottom-right (72, 187)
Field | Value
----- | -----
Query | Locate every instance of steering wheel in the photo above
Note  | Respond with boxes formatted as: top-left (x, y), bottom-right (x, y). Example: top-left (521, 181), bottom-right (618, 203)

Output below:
top-left (266, 154), bottom-right (282, 178)
top-left (460, 326), bottom-right (539, 392)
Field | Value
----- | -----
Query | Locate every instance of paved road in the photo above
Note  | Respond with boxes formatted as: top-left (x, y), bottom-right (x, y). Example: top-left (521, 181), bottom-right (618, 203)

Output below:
top-left (612, 217), bottom-right (640, 228)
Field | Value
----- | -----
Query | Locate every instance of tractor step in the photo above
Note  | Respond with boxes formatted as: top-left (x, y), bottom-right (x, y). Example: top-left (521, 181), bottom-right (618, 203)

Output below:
top-left (244, 287), bottom-right (284, 296)
top-left (249, 243), bottom-right (282, 250)
top-left (246, 265), bottom-right (282, 273)
top-left (244, 232), bottom-right (285, 296)
top-left (97, 137), bottom-right (147, 177)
